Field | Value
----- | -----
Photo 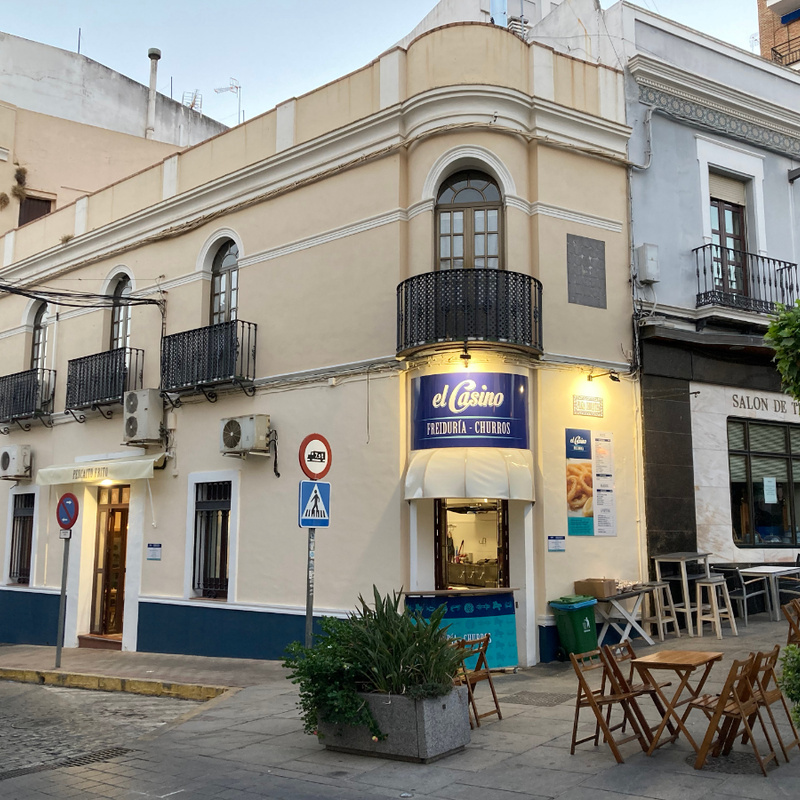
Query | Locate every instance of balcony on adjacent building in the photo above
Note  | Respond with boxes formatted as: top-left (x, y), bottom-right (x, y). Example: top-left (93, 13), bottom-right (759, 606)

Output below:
top-left (396, 269), bottom-right (543, 357)
top-left (694, 244), bottom-right (799, 315)
top-left (772, 36), bottom-right (800, 67)
top-left (65, 347), bottom-right (144, 410)
top-left (161, 319), bottom-right (257, 394)
top-left (0, 368), bottom-right (56, 423)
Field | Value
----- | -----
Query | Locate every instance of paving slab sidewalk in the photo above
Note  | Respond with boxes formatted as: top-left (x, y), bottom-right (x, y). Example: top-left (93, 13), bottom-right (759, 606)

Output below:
top-left (1, 615), bottom-right (798, 799)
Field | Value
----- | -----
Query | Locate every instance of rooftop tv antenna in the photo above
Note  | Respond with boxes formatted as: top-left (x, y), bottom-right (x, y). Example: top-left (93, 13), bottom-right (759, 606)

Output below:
top-left (214, 78), bottom-right (242, 124)
top-left (181, 90), bottom-right (203, 112)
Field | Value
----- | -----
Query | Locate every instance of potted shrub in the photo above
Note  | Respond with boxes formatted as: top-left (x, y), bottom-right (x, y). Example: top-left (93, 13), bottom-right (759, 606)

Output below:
top-left (283, 586), bottom-right (470, 763)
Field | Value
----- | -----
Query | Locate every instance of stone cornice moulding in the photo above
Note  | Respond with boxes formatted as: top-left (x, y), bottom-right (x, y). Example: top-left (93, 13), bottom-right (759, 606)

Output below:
top-left (1, 85), bottom-right (631, 287)
top-left (629, 54), bottom-right (800, 141)
top-left (630, 7), bottom-right (800, 83)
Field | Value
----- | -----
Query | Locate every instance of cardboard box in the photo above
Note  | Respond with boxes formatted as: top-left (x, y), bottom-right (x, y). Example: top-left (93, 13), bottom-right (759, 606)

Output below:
top-left (574, 578), bottom-right (617, 598)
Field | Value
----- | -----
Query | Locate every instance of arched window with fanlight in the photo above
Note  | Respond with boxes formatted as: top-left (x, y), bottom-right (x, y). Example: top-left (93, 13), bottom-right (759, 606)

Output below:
top-left (30, 302), bottom-right (49, 372)
top-left (436, 171), bottom-right (503, 270)
top-left (210, 241), bottom-right (239, 325)
top-left (110, 275), bottom-right (132, 351)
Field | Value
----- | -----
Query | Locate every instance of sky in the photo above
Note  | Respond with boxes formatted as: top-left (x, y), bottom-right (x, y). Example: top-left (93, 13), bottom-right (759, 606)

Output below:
top-left (1, 1), bottom-right (760, 126)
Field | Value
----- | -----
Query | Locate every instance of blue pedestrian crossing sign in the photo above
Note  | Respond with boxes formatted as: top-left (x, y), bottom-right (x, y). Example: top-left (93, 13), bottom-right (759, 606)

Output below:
top-left (299, 481), bottom-right (331, 528)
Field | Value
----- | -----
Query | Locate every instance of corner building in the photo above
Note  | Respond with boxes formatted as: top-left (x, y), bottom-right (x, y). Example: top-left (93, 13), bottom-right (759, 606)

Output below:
top-left (0, 16), bottom-right (640, 665)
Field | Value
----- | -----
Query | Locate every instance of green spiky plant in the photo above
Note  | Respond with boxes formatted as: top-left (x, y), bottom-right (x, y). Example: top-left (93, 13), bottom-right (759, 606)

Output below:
top-left (282, 586), bottom-right (462, 739)
top-left (765, 302), bottom-right (800, 402)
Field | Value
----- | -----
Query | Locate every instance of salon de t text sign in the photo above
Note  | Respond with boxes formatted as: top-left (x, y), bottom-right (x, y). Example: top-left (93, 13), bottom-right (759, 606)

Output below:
top-left (299, 433), bottom-right (332, 480)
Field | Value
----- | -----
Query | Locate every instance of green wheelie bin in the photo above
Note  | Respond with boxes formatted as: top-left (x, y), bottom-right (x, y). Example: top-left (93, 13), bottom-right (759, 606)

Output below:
top-left (549, 595), bottom-right (598, 660)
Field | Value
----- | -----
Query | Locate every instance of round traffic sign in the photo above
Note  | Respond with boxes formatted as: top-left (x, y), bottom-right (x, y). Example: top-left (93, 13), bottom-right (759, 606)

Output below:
top-left (56, 493), bottom-right (80, 530)
top-left (299, 433), bottom-right (332, 480)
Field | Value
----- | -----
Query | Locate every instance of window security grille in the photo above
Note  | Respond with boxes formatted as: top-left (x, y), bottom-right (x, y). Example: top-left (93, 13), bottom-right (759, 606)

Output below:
top-left (193, 482), bottom-right (231, 598)
top-left (10, 494), bottom-right (34, 584)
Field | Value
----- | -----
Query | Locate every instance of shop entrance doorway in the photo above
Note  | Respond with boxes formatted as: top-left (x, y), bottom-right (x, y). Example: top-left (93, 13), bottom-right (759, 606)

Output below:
top-left (90, 485), bottom-right (130, 636)
top-left (434, 499), bottom-right (509, 590)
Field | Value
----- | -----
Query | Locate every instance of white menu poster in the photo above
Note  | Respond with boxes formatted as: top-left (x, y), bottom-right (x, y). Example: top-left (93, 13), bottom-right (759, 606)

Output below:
top-left (593, 432), bottom-right (617, 537)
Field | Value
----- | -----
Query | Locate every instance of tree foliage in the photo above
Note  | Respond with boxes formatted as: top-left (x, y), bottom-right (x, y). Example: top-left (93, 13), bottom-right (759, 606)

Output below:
top-left (765, 302), bottom-right (800, 401)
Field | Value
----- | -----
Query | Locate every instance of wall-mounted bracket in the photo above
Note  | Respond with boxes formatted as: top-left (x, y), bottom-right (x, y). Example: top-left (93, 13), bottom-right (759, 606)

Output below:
top-left (65, 408), bottom-right (86, 424)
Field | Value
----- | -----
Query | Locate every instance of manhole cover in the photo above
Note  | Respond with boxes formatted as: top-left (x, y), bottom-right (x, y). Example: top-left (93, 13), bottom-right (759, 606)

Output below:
top-left (685, 752), bottom-right (777, 775)
top-left (9, 719), bottom-right (58, 730)
top-left (501, 691), bottom-right (573, 707)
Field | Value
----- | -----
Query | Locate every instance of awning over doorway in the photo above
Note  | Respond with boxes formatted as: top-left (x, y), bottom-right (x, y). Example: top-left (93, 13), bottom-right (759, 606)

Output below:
top-left (36, 453), bottom-right (167, 486)
top-left (404, 448), bottom-right (534, 501)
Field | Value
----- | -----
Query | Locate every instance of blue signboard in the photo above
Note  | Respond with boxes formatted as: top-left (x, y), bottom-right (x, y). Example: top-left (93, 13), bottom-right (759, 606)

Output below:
top-left (298, 481), bottom-right (331, 528)
top-left (412, 373), bottom-right (529, 450)
top-left (405, 591), bottom-right (518, 669)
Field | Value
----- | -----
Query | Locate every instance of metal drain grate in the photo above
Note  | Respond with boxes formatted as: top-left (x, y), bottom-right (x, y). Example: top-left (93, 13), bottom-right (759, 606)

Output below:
top-left (0, 747), bottom-right (134, 781)
top-left (501, 691), bottom-right (573, 707)
top-left (684, 752), bottom-right (778, 775)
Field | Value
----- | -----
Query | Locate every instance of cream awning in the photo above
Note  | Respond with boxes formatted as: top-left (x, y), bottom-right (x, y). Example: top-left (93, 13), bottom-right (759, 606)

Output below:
top-left (36, 453), bottom-right (167, 486)
top-left (404, 448), bottom-right (534, 501)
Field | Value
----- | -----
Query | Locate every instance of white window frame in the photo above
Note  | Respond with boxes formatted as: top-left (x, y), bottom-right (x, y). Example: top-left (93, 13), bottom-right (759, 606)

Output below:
top-left (696, 135), bottom-right (766, 255)
top-left (183, 469), bottom-right (240, 602)
top-left (3, 485), bottom-right (41, 586)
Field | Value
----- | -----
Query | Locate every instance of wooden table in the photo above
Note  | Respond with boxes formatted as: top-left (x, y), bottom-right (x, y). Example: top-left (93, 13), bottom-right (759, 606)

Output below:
top-left (595, 587), bottom-right (655, 647)
top-left (632, 649), bottom-right (723, 755)
top-left (739, 565), bottom-right (800, 622)
top-left (652, 552), bottom-right (711, 637)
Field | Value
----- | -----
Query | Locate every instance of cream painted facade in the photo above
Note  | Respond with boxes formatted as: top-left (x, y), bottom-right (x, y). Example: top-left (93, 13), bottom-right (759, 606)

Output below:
top-left (0, 18), bottom-right (641, 664)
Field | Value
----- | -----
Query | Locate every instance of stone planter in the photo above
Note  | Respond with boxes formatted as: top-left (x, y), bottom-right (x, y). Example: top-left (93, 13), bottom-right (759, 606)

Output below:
top-left (317, 685), bottom-right (470, 763)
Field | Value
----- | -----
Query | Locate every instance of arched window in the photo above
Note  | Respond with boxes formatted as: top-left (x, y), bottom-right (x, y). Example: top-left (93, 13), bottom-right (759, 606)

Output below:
top-left (436, 170), bottom-right (503, 270)
top-left (30, 303), bottom-right (49, 372)
top-left (210, 241), bottom-right (239, 325)
top-left (110, 275), bottom-right (132, 351)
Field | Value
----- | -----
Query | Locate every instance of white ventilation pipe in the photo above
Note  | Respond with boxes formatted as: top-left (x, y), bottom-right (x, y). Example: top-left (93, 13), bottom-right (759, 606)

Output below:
top-left (146, 48), bottom-right (161, 140)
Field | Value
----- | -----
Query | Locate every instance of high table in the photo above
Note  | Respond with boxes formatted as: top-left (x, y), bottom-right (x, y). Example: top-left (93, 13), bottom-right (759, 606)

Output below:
top-left (652, 552), bottom-right (711, 637)
top-left (739, 565), bottom-right (800, 622)
top-left (632, 649), bottom-right (723, 755)
top-left (595, 587), bottom-right (655, 646)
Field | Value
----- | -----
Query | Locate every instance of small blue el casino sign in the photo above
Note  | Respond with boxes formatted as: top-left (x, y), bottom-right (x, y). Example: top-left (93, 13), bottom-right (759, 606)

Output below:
top-left (412, 372), bottom-right (528, 450)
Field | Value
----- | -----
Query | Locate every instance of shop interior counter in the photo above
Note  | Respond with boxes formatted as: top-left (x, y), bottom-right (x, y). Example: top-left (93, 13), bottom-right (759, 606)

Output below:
top-left (404, 588), bottom-right (519, 668)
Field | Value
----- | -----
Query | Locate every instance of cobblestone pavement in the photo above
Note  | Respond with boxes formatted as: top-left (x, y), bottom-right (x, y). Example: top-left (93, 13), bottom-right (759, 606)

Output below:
top-left (0, 681), bottom-right (200, 775)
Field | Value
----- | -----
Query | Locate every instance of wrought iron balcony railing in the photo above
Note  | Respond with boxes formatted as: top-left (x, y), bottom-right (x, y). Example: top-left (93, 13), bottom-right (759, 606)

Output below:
top-left (0, 368), bottom-right (56, 423)
top-left (397, 269), bottom-right (543, 356)
top-left (694, 244), bottom-right (799, 315)
top-left (161, 319), bottom-right (257, 393)
top-left (65, 347), bottom-right (144, 410)
top-left (772, 36), bottom-right (800, 67)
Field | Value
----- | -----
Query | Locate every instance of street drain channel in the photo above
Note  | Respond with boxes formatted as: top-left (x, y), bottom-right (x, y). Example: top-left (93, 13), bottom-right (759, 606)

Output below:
top-left (0, 747), bottom-right (134, 781)
top-left (684, 752), bottom-right (778, 775)
top-left (501, 691), bottom-right (573, 707)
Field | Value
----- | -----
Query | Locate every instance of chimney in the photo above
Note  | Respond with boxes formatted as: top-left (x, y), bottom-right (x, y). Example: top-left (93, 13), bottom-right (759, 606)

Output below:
top-left (146, 48), bottom-right (161, 140)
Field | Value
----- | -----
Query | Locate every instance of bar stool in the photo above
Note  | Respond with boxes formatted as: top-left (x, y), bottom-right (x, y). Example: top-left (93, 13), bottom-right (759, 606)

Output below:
top-left (642, 581), bottom-right (681, 641)
top-left (696, 576), bottom-right (738, 639)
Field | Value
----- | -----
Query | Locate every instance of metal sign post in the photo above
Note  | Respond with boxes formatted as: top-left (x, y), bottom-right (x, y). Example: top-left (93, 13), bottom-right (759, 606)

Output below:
top-left (305, 528), bottom-right (315, 648)
top-left (299, 434), bottom-right (332, 649)
top-left (55, 493), bottom-right (80, 669)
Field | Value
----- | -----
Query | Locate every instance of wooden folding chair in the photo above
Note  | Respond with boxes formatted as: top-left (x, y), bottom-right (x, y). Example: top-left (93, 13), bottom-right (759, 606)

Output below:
top-left (569, 648), bottom-right (649, 764)
top-left (743, 645), bottom-right (800, 763)
top-left (453, 635), bottom-right (502, 729)
top-left (688, 655), bottom-right (778, 776)
top-left (782, 599), bottom-right (800, 646)
top-left (603, 640), bottom-right (676, 743)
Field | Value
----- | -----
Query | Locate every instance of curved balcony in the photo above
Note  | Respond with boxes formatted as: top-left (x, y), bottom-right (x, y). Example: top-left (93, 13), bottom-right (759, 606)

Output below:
top-left (396, 269), bottom-right (542, 357)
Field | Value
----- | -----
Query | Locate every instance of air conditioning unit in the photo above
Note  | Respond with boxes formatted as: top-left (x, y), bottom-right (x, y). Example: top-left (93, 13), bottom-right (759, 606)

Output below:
top-left (220, 414), bottom-right (270, 455)
top-left (0, 445), bottom-right (32, 480)
top-left (123, 389), bottom-right (164, 443)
